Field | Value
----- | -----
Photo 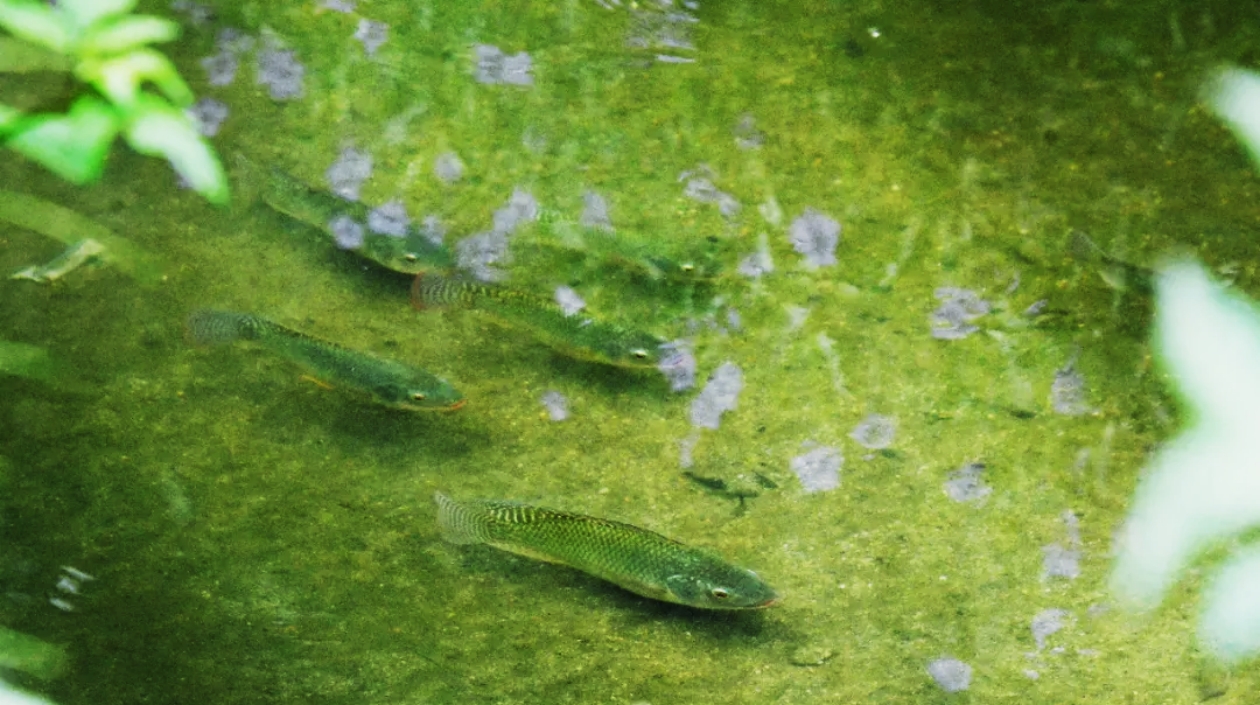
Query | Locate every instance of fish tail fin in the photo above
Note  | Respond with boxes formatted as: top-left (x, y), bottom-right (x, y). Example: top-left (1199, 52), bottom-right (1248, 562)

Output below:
top-left (411, 273), bottom-right (467, 311)
top-left (434, 492), bottom-right (492, 545)
top-left (186, 309), bottom-right (264, 345)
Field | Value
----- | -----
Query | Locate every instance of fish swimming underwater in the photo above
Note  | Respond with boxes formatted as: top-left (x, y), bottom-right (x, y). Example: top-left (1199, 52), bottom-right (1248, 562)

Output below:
top-left (411, 272), bottom-right (666, 369)
top-left (187, 310), bottom-right (465, 411)
top-left (236, 154), bottom-right (454, 274)
top-left (434, 492), bottom-right (778, 609)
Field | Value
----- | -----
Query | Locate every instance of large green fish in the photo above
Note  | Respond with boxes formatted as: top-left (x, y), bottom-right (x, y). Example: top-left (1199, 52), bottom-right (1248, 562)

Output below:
top-left (187, 310), bottom-right (465, 411)
top-left (434, 492), bottom-right (778, 610)
top-left (411, 273), bottom-right (666, 369)
top-left (237, 154), bottom-right (454, 274)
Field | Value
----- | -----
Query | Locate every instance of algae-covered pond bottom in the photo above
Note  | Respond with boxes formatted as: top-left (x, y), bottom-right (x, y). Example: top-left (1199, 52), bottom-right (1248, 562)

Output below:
top-left (3, 0), bottom-right (1260, 703)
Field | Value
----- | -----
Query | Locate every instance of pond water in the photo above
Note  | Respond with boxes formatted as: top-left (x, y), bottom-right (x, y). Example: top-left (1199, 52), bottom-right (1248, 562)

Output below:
top-left (3, 0), bottom-right (1260, 703)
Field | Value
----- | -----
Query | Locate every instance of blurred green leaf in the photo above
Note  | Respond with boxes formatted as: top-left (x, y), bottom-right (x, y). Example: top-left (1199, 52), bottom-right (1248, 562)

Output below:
top-left (6, 94), bottom-right (119, 183)
top-left (58, 0), bottom-right (136, 35)
top-left (0, 103), bottom-right (22, 132)
top-left (0, 0), bottom-right (70, 53)
top-left (78, 48), bottom-right (193, 110)
top-left (0, 37), bottom-right (74, 72)
top-left (79, 14), bottom-right (180, 55)
top-left (124, 95), bottom-right (229, 205)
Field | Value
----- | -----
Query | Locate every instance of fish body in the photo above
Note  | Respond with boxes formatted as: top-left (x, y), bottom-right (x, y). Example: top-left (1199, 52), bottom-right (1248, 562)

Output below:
top-left (187, 310), bottom-right (464, 411)
top-left (434, 492), bottom-right (778, 609)
top-left (412, 273), bottom-right (666, 369)
top-left (240, 155), bottom-right (453, 273)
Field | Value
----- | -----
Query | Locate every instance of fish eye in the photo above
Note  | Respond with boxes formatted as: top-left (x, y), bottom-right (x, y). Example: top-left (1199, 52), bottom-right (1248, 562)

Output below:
top-left (710, 588), bottom-right (730, 600)
top-left (630, 348), bottom-right (649, 360)
top-left (411, 392), bottom-right (427, 401)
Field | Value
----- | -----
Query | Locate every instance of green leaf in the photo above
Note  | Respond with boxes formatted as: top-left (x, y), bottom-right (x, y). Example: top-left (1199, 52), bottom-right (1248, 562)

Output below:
top-left (79, 15), bottom-right (180, 55)
top-left (0, 103), bottom-right (23, 132)
top-left (57, 0), bottom-right (136, 34)
top-left (123, 96), bottom-right (229, 205)
top-left (0, 624), bottom-right (66, 679)
top-left (0, 37), bottom-right (74, 72)
top-left (5, 95), bottom-right (120, 183)
top-left (0, 0), bottom-right (71, 53)
top-left (77, 48), bottom-right (193, 110)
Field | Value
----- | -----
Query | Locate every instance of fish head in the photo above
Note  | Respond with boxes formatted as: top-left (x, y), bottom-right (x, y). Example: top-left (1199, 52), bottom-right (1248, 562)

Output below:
top-left (377, 377), bottom-right (467, 412)
top-left (664, 565), bottom-right (779, 610)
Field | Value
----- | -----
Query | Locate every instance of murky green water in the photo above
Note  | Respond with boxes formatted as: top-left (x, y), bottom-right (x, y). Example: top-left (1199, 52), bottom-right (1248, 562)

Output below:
top-left (4, 0), bottom-right (1260, 702)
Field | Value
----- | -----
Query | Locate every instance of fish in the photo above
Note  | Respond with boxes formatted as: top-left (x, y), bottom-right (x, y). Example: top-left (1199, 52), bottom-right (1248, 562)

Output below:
top-left (411, 272), bottom-right (666, 369)
top-left (236, 154), bottom-right (454, 274)
top-left (186, 310), bottom-right (465, 411)
top-left (434, 492), bottom-right (778, 609)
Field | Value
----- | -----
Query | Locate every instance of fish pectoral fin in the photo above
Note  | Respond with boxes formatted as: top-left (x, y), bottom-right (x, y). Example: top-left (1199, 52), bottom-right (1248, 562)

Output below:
top-left (298, 374), bottom-right (336, 391)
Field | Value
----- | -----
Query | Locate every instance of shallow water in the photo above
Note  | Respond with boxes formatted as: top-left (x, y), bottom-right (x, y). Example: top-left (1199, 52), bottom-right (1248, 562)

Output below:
top-left (3, 0), bottom-right (1260, 702)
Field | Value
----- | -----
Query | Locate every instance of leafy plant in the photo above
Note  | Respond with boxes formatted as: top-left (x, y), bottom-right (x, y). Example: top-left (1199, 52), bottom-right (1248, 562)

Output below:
top-left (0, 0), bottom-right (228, 204)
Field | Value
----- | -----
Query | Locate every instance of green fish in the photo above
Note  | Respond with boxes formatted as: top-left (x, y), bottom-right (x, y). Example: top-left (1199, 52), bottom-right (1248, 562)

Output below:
top-left (434, 492), bottom-right (778, 610)
top-left (237, 154), bottom-right (454, 274)
top-left (187, 310), bottom-right (465, 411)
top-left (411, 273), bottom-right (666, 369)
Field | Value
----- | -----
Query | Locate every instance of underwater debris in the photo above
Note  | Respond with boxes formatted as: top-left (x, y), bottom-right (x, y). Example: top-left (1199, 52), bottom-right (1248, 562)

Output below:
top-left (492, 188), bottom-right (539, 234)
top-left (186, 97), bottom-right (228, 137)
top-left (455, 230), bottom-right (510, 282)
top-left (367, 200), bottom-right (409, 238)
top-left (434, 152), bottom-right (464, 183)
top-left (215, 27), bottom-right (255, 55)
top-left (690, 362), bottom-right (743, 429)
top-left (200, 51), bottom-right (237, 86)
top-left (553, 285), bottom-right (585, 317)
top-left (328, 214), bottom-right (364, 250)
top-left (11, 239), bottom-right (105, 283)
top-left (790, 444), bottom-right (841, 493)
top-left (1031, 608), bottom-right (1071, 650)
top-left (170, 0), bottom-right (213, 25)
top-left (733, 114), bottom-right (764, 150)
top-left (1050, 363), bottom-right (1090, 415)
top-left (658, 339), bottom-right (697, 392)
top-left (926, 657), bottom-right (972, 693)
top-left (680, 170), bottom-right (740, 217)
top-left (1043, 543), bottom-right (1082, 580)
top-left (849, 413), bottom-right (896, 450)
top-left (738, 234), bottom-right (774, 279)
top-left (326, 147), bottom-right (373, 201)
top-left (541, 390), bottom-right (568, 421)
top-left (355, 19), bottom-right (388, 57)
top-left (256, 47), bottom-right (305, 100)
top-left (788, 209), bottom-right (840, 268)
top-left (320, 0), bottom-right (355, 11)
top-left (943, 462), bottom-right (992, 503)
top-left (419, 214), bottom-right (445, 246)
top-left (930, 287), bottom-right (990, 340)
top-left (581, 190), bottom-right (613, 231)
top-left (474, 44), bottom-right (534, 86)
top-left (627, 0), bottom-right (699, 63)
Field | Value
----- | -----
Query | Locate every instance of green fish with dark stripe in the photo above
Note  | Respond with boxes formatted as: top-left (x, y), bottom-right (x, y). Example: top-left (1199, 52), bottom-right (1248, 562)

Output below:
top-left (187, 310), bottom-right (465, 411)
top-left (434, 492), bottom-right (778, 609)
top-left (411, 273), bottom-right (666, 369)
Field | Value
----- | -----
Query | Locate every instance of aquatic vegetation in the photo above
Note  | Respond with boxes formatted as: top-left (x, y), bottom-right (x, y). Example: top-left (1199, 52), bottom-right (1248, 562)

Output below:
top-left (434, 492), bottom-right (777, 609)
top-left (790, 444), bottom-right (841, 493)
top-left (787, 209), bottom-right (841, 267)
top-left (0, 0), bottom-right (227, 202)
top-left (187, 310), bottom-right (465, 411)
top-left (412, 273), bottom-right (666, 369)
top-left (1110, 260), bottom-right (1260, 662)
top-left (689, 361), bottom-right (742, 429)
top-left (0, 339), bottom-right (58, 383)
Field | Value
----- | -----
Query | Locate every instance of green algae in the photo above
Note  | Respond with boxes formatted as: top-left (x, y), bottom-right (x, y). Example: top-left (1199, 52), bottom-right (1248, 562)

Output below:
top-left (2, 0), bottom-right (1260, 704)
